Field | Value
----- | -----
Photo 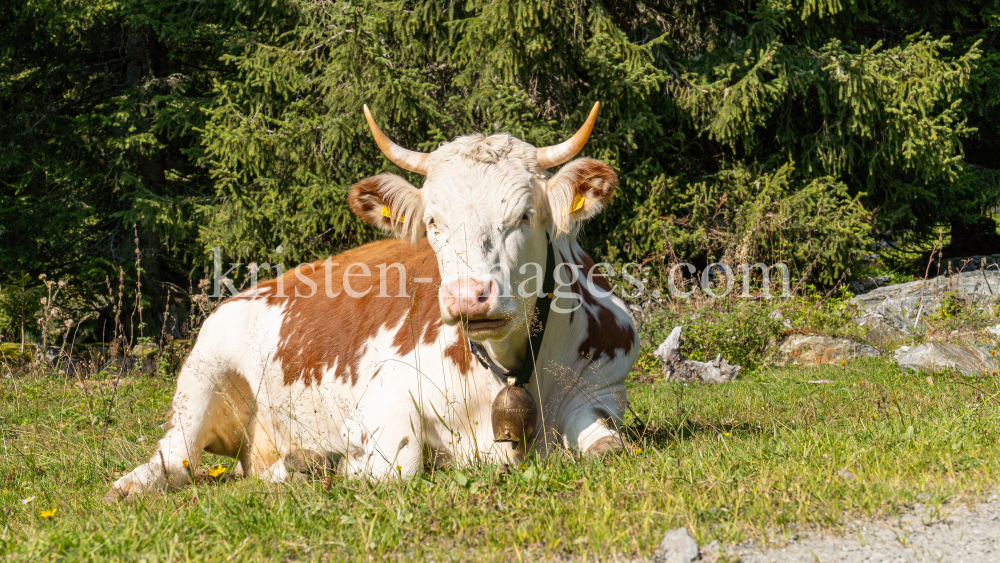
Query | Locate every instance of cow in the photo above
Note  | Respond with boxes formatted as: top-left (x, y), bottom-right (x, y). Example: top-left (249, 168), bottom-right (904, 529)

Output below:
top-left (107, 102), bottom-right (639, 499)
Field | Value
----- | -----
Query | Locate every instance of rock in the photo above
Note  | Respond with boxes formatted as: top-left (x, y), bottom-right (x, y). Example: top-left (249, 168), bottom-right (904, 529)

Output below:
top-left (768, 310), bottom-right (793, 329)
top-left (128, 341), bottom-right (159, 359)
top-left (987, 325), bottom-right (1000, 339)
top-left (894, 343), bottom-right (996, 376)
top-left (851, 270), bottom-right (999, 321)
top-left (654, 327), bottom-right (741, 383)
top-left (939, 253), bottom-right (1000, 273)
top-left (836, 467), bottom-right (857, 481)
top-left (699, 540), bottom-right (720, 562)
top-left (772, 335), bottom-right (880, 367)
top-left (855, 304), bottom-right (920, 344)
top-left (656, 527), bottom-right (700, 563)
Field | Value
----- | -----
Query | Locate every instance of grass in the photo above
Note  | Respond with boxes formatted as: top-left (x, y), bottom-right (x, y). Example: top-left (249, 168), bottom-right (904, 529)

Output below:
top-left (2, 354), bottom-right (1000, 562)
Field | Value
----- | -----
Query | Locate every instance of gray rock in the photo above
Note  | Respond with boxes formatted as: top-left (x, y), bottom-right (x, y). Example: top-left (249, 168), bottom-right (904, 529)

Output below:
top-left (894, 343), bottom-right (996, 376)
top-left (855, 304), bottom-right (920, 344)
top-left (656, 527), bottom-right (700, 563)
top-left (939, 253), bottom-right (1000, 273)
top-left (836, 467), bottom-right (857, 481)
top-left (772, 335), bottom-right (880, 367)
top-left (986, 324), bottom-right (1000, 339)
top-left (768, 310), bottom-right (793, 329)
top-left (851, 270), bottom-right (999, 321)
top-left (655, 327), bottom-right (741, 383)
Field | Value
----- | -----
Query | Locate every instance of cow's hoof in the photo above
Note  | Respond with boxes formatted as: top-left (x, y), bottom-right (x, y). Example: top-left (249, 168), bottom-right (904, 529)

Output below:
top-left (585, 436), bottom-right (625, 457)
top-left (103, 486), bottom-right (127, 505)
top-left (104, 480), bottom-right (150, 504)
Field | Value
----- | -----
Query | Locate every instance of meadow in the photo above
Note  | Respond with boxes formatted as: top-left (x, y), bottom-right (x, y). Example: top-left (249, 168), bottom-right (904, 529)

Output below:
top-left (2, 355), bottom-right (999, 562)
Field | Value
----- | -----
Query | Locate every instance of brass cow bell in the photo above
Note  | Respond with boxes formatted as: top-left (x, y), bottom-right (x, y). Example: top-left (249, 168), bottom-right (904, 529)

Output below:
top-left (491, 377), bottom-right (538, 446)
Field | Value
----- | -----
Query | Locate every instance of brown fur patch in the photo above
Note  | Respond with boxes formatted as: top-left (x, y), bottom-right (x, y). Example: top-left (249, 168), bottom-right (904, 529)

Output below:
top-left (347, 174), bottom-right (419, 234)
top-left (234, 238), bottom-right (470, 386)
top-left (567, 158), bottom-right (617, 205)
top-left (569, 248), bottom-right (636, 363)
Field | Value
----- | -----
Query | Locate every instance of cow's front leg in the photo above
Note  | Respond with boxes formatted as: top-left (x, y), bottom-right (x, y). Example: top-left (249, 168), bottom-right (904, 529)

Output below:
top-left (559, 383), bottom-right (628, 456)
top-left (340, 390), bottom-right (423, 479)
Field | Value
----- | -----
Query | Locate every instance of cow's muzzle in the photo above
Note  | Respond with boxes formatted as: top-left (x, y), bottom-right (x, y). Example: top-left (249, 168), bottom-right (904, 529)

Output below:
top-left (442, 278), bottom-right (498, 319)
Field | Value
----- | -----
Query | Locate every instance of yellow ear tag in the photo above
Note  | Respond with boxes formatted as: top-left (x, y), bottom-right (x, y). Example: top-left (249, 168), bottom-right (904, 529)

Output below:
top-left (569, 193), bottom-right (586, 214)
top-left (381, 206), bottom-right (404, 223)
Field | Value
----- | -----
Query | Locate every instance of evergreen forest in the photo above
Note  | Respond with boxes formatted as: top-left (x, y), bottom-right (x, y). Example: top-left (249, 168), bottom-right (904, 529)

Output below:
top-left (2, 0), bottom-right (999, 342)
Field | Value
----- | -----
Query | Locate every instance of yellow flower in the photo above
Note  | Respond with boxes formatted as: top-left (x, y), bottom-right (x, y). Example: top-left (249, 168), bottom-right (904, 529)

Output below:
top-left (635, 447), bottom-right (642, 453)
top-left (841, 360), bottom-right (846, 366)
top-left (39, 508), bottom-right (57, 518)
top-left (182, 459), bottom-right (190, 469)
top-left (208, 464), bottom-right (227, 478)
top-left (723, 432), bottom-right (731, 437)
top-left (396, 465), bottom-right (402, 472)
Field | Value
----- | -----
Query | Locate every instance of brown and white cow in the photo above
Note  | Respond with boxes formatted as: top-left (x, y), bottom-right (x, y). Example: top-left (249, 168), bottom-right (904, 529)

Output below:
top-left (108, 103), bottom-right (638, 498)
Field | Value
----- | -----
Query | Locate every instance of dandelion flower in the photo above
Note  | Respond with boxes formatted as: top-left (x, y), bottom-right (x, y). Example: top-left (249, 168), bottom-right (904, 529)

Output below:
top-left (208, 465), bottom-right (227, 478)
top-left (39, 509), bottom-right (57, 518)
top-left (841, 360), bottom-right (846, 366)
top-left (724, 432), bottom-right (731, 437)
top-left (182, 459), bottom-right (190, 469)
top-left (21, 496), bottom-right (35, 505)
top-left (396, 465), bottom-right (402, 472)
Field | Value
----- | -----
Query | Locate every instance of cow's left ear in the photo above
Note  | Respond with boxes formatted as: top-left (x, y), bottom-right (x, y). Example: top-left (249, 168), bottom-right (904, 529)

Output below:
top-left (546, 158), bottom-right (618, 234)
top-left (348, 173), bottom-right (425, 242)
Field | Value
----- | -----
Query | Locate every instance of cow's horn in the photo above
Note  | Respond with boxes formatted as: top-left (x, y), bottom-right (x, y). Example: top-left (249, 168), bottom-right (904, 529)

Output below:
top-left (363, 104), bottom-right (430, 175)
top-left (535, 102), bottom-right (600, 169)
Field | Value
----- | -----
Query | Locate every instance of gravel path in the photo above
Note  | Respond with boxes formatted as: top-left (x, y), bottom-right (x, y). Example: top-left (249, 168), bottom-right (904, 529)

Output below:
top-left (720, 493), bottom-right (1000, 563)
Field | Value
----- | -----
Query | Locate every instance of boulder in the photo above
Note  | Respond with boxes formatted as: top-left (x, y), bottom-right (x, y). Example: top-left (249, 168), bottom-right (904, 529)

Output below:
top-left (654, 327), bottom-right (741, 383)
top-left (893, 343), bottom-right (996, 376)
top-left (773, 335), bottom-right (880, 367)
top-left (855, 304), bottom-right (921, 345)
top-left (987, 325), bottom-right (1000, 339)
top-left (851, 270), bottom-right (999, 321)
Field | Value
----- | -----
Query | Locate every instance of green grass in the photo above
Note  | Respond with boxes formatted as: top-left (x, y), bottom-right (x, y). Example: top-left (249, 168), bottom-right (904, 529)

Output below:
top-left (2, 357), bottom-right (1000, 561)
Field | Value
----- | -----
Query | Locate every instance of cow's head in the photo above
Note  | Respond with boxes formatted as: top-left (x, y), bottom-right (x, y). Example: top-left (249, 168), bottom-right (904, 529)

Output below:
top-left (348, 103), bottom-right (617, 343)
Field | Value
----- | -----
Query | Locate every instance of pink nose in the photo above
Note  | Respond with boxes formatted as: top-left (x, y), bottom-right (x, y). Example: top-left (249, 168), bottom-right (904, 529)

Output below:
top-left (443, 279), bottom-right (496, 318)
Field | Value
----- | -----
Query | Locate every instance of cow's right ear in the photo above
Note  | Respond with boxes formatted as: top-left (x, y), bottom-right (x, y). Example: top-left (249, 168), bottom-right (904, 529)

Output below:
top-left (348, 173), bottom-right (425, 241)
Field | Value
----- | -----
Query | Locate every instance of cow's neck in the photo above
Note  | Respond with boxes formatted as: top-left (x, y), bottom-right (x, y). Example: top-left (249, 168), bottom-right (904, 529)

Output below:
top-left (480, 337), bottom-right (528, 373)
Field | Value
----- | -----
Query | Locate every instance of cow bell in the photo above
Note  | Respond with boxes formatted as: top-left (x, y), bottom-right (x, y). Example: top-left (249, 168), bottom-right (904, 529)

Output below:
top-left (491, 377), bottom-right (538, 446)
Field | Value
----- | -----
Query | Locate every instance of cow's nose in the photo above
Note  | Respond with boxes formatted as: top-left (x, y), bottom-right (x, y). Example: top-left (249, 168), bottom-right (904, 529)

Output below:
top-left (443, 278), bottom-right (496, 318)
